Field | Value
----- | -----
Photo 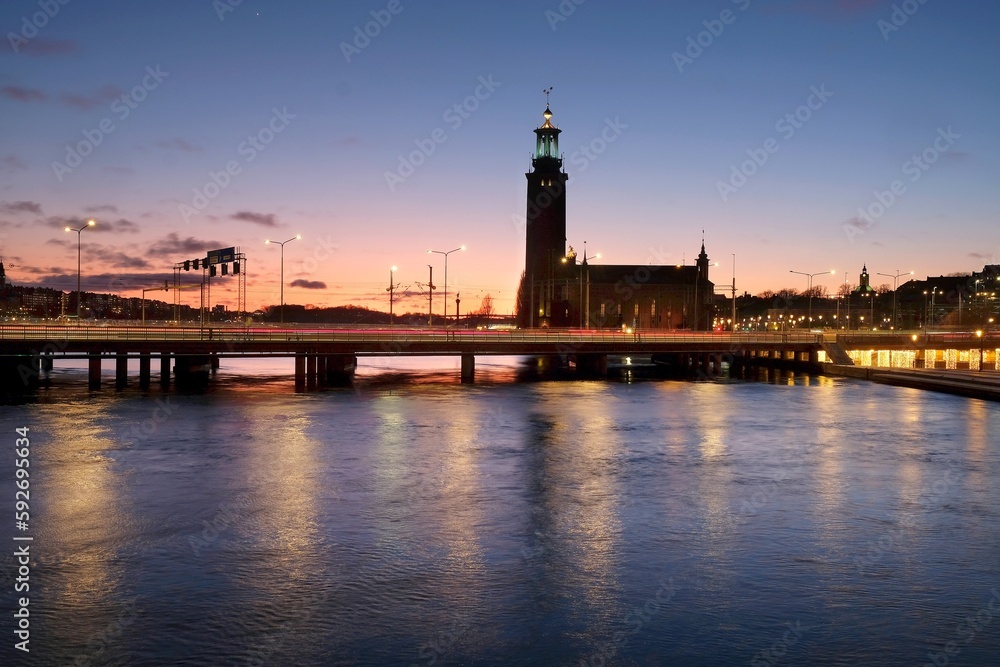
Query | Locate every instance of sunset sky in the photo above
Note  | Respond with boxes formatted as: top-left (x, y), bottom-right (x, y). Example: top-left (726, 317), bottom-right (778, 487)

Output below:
top-left (1, 0), bottom-right (998, 317)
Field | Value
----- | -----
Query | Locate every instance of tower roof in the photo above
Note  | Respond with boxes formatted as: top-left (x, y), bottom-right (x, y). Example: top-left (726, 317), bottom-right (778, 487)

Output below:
top-left (541, 104), bottom-right (555, 129)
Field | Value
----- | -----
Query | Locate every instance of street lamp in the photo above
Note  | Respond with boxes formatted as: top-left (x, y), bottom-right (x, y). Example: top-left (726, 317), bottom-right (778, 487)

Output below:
top-left (877, 270), bottom-right (914, 329)
top-left (264, 234), bottom-right (301, 323)
top-left (976, 329), bottom-right (984, 372)
top-left (574, 240), bottom-right (601, 328)
top-left (387, 266), bottom-right (398, 326)
top-left (427, 246), bottom-right (465, 324)
top-left (790, 269), bottom-right (835, 328)
top-left (65, 218), bottom-right (96, 319)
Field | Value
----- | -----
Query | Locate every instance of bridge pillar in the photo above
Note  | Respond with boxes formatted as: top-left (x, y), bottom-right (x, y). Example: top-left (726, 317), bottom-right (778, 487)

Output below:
top-left (115, 353), bottom-right (128, 389)
top-left (576, 353), bottom-right (608, 377)
top-left (160, 353), bottom-right (171, 386)
top-left (294, 355), bottom-right (306, 391)
top-left (88, 354), bottom-right (102, 390)
top-left (461, 353), bottom-right (475, 384)
top-left (139, 353), bottom-right (151, 389)
top-left (211, 354), bottom-right (220, 370)
top-left (316, 355), bottom-right (328, 387)
top-left (0, 356), bottom-right (40, 392)
top-left (174, 355), bottom-right (211, 387)
top-left (307, 354), bottom-right (318, 389)
top-left (40, 354), bottom-right (53, 372)
top-left (712, 353), bottom-right (722, 375)
top-left (324, 355), bottom-right (357, 386)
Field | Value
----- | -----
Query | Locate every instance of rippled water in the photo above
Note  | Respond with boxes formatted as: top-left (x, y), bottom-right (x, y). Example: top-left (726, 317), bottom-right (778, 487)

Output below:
top-left (2, 359), bottom-right (999, 666)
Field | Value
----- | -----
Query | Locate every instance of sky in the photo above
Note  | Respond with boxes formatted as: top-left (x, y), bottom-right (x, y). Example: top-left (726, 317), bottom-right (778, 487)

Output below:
top-left (1, 0), bottom-right (998, 317)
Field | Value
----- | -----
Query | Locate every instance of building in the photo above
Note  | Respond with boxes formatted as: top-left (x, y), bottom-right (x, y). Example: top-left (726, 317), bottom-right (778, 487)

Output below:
top-left (517, 100), bottom-right (713, 329)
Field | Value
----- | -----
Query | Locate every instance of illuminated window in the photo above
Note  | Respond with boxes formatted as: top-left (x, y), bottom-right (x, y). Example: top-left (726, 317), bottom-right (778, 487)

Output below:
top-left (600, 303), bottom-right (606, 318)
top-left (634, 303), bottom-right (639, 317)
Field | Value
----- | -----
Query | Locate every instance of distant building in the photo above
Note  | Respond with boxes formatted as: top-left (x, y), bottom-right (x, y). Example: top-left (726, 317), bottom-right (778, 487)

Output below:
top-left (517, 100), bottom-right (713, 329)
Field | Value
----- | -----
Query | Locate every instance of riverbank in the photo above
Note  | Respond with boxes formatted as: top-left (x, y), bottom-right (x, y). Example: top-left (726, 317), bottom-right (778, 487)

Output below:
top-left (824, 364), bottom-right (1000, 401)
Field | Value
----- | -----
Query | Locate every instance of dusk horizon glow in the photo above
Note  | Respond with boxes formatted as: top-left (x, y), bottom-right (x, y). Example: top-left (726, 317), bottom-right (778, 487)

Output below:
top-left (2, 0), bottom-right (998, 317)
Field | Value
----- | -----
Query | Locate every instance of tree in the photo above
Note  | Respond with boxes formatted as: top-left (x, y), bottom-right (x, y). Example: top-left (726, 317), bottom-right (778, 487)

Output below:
top-left (837, 282), bottom-right (853, 297)
top-left (515, 271), bottom-right (528, 328)
top-left (477, 294), bottom-right (495, 319)
top-left (876, 283), bottom-right (893, 295)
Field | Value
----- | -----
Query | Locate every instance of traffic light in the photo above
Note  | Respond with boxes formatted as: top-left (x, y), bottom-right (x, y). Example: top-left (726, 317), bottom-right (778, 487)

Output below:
top-left (233, 261), bottom-right (240, 275)
top-left (184, 260), bottom-right (190, 271)
top-left (221, 263), bottom-right (228, 276)
top-left (209, 265), bottom-right (217, 277)
top-left (164, 280), bottom-right (169, 291)
top-left (193, 258), bottom-right (200, 270)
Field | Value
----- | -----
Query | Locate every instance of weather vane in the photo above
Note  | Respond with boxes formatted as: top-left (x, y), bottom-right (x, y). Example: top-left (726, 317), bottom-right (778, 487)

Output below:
top-left (543, 86), bottom-right (553, 104)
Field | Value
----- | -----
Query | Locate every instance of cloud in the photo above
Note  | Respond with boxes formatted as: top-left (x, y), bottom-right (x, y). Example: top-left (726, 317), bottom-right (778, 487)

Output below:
top-left (43, 216), bottom-right (140, 233)
top-left (1, 155), bottom-right (28, 173)
top-left (231, 211), bottom-right (279, 227)
top-left (148, 232), bottom-right (226, 258)
top-left (84, 204), bottom-right (119, 214)
top-left (154, 138), bottom-right (204, 153)
top-left (60, 84), bottom-right (123, 110)
top-left (2, 38), bottom-right (79, 56)
top-left (968, 252), bottom-right (995, 262)
top-left (1, 86), bottom-right (46, 102)
top-left (290, 279), bottom-right (327, 289)
top-left (0, 201), bottom-right (42, 215)
top-left (87, 246), bottom-right (151, 269)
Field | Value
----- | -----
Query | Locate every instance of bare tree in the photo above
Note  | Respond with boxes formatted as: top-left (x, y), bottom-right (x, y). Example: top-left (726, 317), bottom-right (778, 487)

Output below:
top-left (477, 294), bottom-right (495, 319)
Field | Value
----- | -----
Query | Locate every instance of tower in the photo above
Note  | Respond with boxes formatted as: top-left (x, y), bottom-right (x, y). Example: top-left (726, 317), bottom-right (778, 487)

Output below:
top-left (522, 92), bottom-right (569, 327)
top-left (855, 264), bottom-right (874, 293)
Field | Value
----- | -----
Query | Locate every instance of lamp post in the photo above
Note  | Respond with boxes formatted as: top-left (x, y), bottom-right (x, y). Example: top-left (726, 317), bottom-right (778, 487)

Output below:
top-left (387, 266), bottom-right (398, 326)
top-left (877, 270), bottom-right (913, 329)
top-left (976, 329), bottom-right (984, 372)
top-left (790, 269), bottom-right (835, 328)
top-left (575, 240), bottom-right (601, 328)
top-left (264, 234), bottom-right (301, 324)
top-left (65, 218), bottom-right (96, 319)
top-left (427, 246), bottom-right (465, 324)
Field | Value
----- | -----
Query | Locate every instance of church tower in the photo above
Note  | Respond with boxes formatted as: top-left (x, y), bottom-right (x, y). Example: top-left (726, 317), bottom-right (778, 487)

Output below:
top-left (522, 92), bottom-right (569, 327)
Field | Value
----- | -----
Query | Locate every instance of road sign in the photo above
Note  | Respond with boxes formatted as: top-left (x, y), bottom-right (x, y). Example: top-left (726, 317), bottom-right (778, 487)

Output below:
top-left (207, 247), bottom-right (236, 265)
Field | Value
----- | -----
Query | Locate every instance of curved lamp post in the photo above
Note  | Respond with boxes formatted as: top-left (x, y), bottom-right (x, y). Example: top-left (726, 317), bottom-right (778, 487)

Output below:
top-left (790, 269), bottom-right (835, 328)
top-left (65, 218), bottom-right (96, 319)
top-left (427, 246), bottom-right (465, 324)
top-left (877, 270), bottom-right (914, 329)
top-left (265, 235), bottom-right (301, 323)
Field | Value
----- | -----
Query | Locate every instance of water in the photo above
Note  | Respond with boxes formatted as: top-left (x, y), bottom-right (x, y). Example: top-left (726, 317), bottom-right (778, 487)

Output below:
top-left (1, 358), bottom-right (999, 666)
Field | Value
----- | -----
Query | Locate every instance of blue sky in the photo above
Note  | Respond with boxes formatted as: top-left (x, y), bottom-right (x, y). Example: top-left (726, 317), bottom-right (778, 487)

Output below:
top-left (1, 0), bottom-right (998, 315)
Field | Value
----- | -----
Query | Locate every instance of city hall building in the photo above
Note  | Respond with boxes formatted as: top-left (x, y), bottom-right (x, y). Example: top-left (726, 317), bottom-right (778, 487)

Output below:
top-left (517, 102), bottom-right (714, 330)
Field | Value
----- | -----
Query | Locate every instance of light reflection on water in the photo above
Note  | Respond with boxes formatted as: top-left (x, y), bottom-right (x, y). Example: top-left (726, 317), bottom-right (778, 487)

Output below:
top-left (0, 359), bottom-right (998, 665)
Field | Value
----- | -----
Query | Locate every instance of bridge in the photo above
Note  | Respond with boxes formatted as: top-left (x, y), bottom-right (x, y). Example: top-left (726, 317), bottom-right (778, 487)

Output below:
top-left (1, 325), bottom-right (995, 391)
top-left (2, 325), bottom-right (826, 390)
